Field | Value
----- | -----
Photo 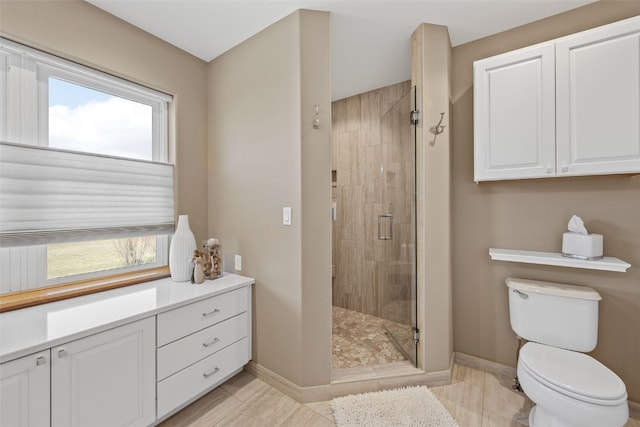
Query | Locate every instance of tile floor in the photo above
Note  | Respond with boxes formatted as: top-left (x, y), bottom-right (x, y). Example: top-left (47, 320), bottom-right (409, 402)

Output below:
top-left (160, 307), bottom-right (639, 426)
top-left (332, 305), bottom-right (420, 382)
top-left (332, 306), bottom-right (407, 368)
top-left (431, 364), bottom-right (640, 426)
top-left (158, 370), bottom-right (334, 427)
top-left (159, 363), bottom-right (640, 426)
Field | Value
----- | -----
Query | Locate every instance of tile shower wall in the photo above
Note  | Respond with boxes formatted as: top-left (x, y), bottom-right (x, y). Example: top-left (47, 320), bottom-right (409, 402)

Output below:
top-left (332, 80), bottom-right (413, 323)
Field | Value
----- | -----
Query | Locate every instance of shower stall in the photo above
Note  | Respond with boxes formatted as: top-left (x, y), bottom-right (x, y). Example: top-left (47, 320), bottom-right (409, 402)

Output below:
top-left (331, 81), bottom-right (417, 369)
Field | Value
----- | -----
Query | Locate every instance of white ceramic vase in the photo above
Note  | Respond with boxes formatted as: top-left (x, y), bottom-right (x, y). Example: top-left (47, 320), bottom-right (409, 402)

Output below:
top-left (169, 215), bottom-right (197, 282)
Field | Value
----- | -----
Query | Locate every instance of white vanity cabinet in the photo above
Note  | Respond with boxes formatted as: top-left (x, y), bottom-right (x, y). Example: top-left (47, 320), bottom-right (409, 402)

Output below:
top-left (0, 274), bottom-right (255, 427)
top-left (0, 350), bottom-right (51, 427)
top-left (51, 317), bottom-right (156, 427)
top-left (0, 321), bottom-right (154, 427)
top-left (474, 16), bottom-right (640, 182)
top-left (156, 286), bottom-right (251, 419)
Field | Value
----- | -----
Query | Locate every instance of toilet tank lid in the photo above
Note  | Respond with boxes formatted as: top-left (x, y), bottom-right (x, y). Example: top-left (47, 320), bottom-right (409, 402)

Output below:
top-left (506, 277), bottom-right (601, 301)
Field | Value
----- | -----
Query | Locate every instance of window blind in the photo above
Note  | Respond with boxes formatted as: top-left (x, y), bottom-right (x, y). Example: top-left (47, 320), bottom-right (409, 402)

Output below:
top-left (0, 141), bottom-right (174, 247)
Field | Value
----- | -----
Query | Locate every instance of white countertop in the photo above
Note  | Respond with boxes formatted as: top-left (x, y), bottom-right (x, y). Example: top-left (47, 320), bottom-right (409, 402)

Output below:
top-left (0, 273), bottom-right (255, 363)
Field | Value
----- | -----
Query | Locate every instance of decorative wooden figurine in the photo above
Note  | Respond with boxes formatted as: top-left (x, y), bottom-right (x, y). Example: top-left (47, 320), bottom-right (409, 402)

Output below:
top-left (191, 250), bottom-right (205, 284)
top-left (203, 238), bottom-right (222, 279)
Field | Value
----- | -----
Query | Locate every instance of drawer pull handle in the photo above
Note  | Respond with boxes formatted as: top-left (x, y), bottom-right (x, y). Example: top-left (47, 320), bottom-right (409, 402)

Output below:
top-left (36, 356), bottom-right (47, 366)
top-left (202, 308), bottom-right (220, 318)
top-left (58, 349), bottom-right (68, 358)
top-left (202, 337), bottom-right (221, 348)
top-left (203, 367), bottom-right (220, 378)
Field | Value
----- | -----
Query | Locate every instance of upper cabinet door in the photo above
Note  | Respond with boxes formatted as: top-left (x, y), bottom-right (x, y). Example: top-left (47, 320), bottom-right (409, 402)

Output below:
top-left (556, 17), bottom-right (640, 176)
top-left (474, 43), bottom-right (556, 181)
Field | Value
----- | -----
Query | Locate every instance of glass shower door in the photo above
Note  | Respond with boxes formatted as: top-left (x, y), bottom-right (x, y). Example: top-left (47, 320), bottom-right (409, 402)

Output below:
top-left (379, 86), bottom-right (417, 366)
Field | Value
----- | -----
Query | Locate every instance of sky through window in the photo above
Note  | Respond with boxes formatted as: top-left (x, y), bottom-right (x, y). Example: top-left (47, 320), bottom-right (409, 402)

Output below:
top-left (48, 77), bottom-right (153, 161)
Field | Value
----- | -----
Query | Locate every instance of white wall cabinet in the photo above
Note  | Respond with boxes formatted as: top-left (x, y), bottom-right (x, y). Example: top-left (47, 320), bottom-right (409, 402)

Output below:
top-left (0, 350), bottom-right (50, 427)
top-left (474, 43), bottom-right (556, 181)
top-left (52, 317), bottom-right (156, 427)
top-left (474, 16), bottom-right (640, 182)
top-left (556, 18), bottom-right (640, 176)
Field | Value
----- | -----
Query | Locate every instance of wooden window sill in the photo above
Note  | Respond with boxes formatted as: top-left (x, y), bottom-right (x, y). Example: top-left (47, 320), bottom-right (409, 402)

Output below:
top-left (0, 266), bottom-right (170, 313)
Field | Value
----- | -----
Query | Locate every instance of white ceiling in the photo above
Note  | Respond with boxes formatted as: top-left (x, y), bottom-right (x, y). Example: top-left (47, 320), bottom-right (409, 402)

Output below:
top-left (86, 0), bottom-right (596, 100)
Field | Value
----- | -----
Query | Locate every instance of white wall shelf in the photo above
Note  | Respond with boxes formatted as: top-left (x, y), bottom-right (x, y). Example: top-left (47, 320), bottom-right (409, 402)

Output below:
top-left (489, 248), bottom-right (631, 273)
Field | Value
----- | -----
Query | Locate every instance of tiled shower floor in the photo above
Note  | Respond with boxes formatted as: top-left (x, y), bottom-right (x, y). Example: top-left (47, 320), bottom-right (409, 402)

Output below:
top-left (332, 306), bottom-right (407, 369)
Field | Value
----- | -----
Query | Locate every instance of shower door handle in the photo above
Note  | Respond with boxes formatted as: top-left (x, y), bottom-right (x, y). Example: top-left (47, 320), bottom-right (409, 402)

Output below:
top-left (378, 214), bottom-right (393, 240)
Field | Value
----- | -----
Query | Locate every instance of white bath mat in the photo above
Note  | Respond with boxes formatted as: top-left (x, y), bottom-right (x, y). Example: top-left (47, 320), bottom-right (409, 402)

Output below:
top-left (330, 386), bottom-right (458, 427)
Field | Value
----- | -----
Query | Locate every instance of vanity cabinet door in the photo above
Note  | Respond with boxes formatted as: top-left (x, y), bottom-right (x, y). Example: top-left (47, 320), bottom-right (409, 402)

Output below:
top-left (51, 317), bottom-right (155, 427)
top-left (556, 17), bottom-right (640, 176)
top-left (474, 43), bottom-right (556, 181)
top-left (0, 350), bottom-right (50, 427)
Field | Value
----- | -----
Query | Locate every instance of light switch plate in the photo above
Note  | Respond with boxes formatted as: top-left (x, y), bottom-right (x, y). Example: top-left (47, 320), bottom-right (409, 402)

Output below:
top-left (283, 207), bottom-right (292, 226)
top-left (234, 255), bottom-right (242, 271)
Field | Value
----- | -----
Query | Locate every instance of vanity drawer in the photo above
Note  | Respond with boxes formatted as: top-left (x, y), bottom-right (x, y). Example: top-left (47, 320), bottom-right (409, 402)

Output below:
top-left (157, 287), bottom-right (248, 346)
top-left (157, 313), bottom-right (248, 381)
top-left (157, 337), bottom-right (250, 418)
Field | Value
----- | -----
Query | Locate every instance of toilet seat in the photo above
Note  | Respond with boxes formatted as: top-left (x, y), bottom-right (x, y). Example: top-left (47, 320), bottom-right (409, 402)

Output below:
top-left (519, 342), bottom-right (627, 406)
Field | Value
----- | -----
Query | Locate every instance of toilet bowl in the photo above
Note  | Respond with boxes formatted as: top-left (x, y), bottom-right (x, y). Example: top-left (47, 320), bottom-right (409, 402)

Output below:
top-left (518, 342), bottom-right (628, 427)
top-left (506, 278), bottom-right (629, 427)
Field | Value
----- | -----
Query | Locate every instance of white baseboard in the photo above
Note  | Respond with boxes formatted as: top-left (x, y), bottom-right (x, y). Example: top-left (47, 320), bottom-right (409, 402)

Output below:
top-left (245, 360), bottom-right (452, 403)
top-left (454, 351), bottom-right (516, 378)
top-left (629, 400), bottom-right (640, 420)
top-left (247, 352), bottom-right (639, 418)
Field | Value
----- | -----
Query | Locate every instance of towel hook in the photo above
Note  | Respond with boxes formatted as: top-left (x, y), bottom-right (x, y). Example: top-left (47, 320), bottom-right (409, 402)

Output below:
top-left (429, 112), bottom-right (446, 146)
top-left (430, 112), bottom-right (446, 136)
top-left (313, 104), bottom-right (320, 129)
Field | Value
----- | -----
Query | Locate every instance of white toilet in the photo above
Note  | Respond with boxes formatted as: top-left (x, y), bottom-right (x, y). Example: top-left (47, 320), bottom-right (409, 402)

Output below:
top-left (506, 277), bottom-right (629, 427)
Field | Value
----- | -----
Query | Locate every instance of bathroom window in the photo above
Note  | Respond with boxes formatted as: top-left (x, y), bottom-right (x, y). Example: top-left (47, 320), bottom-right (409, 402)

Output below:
top-left (0, 38), bottom-right (173, 296)
top-left (48, 77), bottom-right (154, 159)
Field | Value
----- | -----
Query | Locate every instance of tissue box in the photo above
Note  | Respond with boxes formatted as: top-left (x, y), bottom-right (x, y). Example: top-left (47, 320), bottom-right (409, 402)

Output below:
top-left (562, 232), bottom-right (603, 260)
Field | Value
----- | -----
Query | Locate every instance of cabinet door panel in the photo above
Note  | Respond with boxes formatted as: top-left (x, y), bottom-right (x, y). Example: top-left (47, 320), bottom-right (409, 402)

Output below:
top-left (557, 18), bottom-right (640, 175)
top-left (52, 318), bottom-right (155, 427)
top-left (0, 350), bottom-right (50, 427)
top-left (474, 43), bottom-right (556, 181)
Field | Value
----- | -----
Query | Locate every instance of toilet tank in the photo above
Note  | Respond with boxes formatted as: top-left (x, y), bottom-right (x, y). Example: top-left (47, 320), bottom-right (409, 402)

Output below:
top-left (506, 277), bottom-right (602, 352)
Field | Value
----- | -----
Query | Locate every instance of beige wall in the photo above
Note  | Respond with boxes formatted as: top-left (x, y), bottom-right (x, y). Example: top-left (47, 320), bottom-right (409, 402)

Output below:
top-left (299, 11), bottom-right (333, 387)
top-left (412, 23), bottom-right (454, 373)
top-left (0, 0), bottom-right (210, 241)
top-left (207, 10), bottom-right (332, 387)
top-left (452, 2), bottom-right (640, 401)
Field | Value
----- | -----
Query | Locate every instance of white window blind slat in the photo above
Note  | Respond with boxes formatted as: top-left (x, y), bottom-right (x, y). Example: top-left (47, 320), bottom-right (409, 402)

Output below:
top-left (0, 141), bottom-right (174, 247)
